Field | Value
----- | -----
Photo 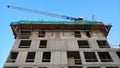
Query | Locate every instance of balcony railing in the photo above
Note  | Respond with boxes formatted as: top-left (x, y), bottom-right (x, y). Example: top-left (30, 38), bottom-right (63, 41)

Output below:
top-left (17, 33), bottom-right (31, 39)
top-left (85, 59), bottom-right (98, 62)
top-left (26, 59), bottom-right (34, 62)
top-left (99, 46), bottom-right (110, 48)
top-left (18, 46), bottom-right (30, 48)
top-left (39, 46), bottom-right (46, 48)
top-left (68, 59), bottom-right (81, 65)
top-left (100, 59), bottom-right (113, 62)
top-left (7, 59), bottom-right (16, 62)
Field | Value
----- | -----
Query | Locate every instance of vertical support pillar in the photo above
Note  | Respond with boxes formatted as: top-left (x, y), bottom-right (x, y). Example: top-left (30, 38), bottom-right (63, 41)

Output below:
top-left (14, 23), bottom-right (20, 39)
top-left (52, 24), bottom-right (53, 36)
top-left (39, 25), bottom-right (42, 37)
top-left (18, 24), bottom-right (21, 39)
top-left (63, 24), bottom-right (64, 36)
top-left (31, 25), bottom-right (33, 32)
top-left (73, 25), bottom-right (75, 33)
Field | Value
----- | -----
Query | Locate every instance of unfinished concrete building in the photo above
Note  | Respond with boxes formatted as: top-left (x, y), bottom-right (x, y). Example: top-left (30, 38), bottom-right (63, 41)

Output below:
top-left (4, 20), bottom-right (120, 68)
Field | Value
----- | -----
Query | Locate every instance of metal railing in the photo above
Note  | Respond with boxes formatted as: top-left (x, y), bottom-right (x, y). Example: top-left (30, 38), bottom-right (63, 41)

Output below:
top-left (17, 33), bottom-right (31, 39)
top-left (68, 59), bottom-right (81, 64)
top-left (7, 59), bottom-right (16, 62)
top-left (19, 46), bottom-right (30, 48)
top-left (85, 59), bottom-right (98, 62)
top-left (99, 46), bottom-right (110, 48)
top-left (26, 59), bottom-right (34, 62)
top-left (100, 59), bottom-right (113, 62)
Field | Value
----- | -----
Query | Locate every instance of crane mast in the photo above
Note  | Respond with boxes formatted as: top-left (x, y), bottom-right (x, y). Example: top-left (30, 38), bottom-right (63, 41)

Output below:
top-left (7, 5), bottom-right (83, 21)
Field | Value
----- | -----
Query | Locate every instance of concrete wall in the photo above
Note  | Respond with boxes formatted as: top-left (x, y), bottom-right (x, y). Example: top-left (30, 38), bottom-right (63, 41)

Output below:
top-left (4, 31), bottom-right (120, 68)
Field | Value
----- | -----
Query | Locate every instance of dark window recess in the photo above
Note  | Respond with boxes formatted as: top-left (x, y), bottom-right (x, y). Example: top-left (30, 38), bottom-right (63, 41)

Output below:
top-left (38, 67), bottom-right (47, 68)
top-left (77, 40), bottom-right (89, 48)
top-left (7, 52), bottom-right (18, 62)
top-left (98, 52), bottom-right (113, 62)
top-left (39, 40), bottom-right (47, 48)
top-left (86, 27), bottom-right (91, 30)
top-left (42, 52), bottom-right (51, 62)
top-left (97, 40), bottom-right (110, 48)
top-left (21, 30), bottom-right (31, 34)
top-left (106, 67), bottom-right (118, 68)
top-left (84, 52), bottom-right (98, 62)
top-left (67, 51), bottom-right (82, 65)
top-left (116, 52), bottom-right (120, 59)
top-left (26, 52), bottom-right (35, 62)
top-left (38, 31), bottom-right (46, 37)
top-left (18, 33), bottom-right (31, 39)
top-left (19, 40), bottom-right (31, 48)
top-left (23, 67), bottom-right (32, 68)
top-left (68, 66), bottom-right (83, 68)
top-left (74, 25), bottom-right (81, 30)
top-left (4, 67), bottom-right (18, 68)
top-left (86, 31), bottom-right (91, 38)
top-left (87, 67), bottom-right (100, 68)
top-left (74, 31), bottom-right (81, 37)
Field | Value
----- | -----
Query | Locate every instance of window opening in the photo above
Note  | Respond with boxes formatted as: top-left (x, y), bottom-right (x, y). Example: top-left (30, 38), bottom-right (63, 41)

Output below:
top-left (97, 40), bottom-right (110, 48)
top-left (26, 52), bottom-right (35, 62)
top-left (42, 52), bottom-right (51, 62)
top-left (74, 31), bottom-right (81, 38)
top-left (21, 30), bottom-right (31, 34)
top-left (19, 40), bottom-right (31, 48)
top-left (116, 52), bottom-right (120, 59)
top-left (86, 31), bottom-right (91, 38)
top-left (84, 52), bottom-right (98, 62)
top-left (98, 52), bottom-right (113, 62)
top-left (4, 67), bottom-right (18, 68)
top-left (7, 52), bottom-right (18, 62)
top-left (67, 51), bottom-right (82, 65)
top-left (87, 67), bottom-right (100, 68)
top-left (68, 66), bottom-right (83, 68)
top-left (39, 31), bottom-right (46, 37)
top-left (39, 40), bottom-right (47, 48)
top-left (77, 40), bottom-right (89, 48)
top-left (106, 67), bottom-right (118, 68)
top-left (38, 67), bottom-right (47, 68)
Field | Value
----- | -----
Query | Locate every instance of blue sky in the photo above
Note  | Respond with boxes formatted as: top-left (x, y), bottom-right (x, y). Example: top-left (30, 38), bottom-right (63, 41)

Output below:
top-left (0, 0), bottom-right (120, 67)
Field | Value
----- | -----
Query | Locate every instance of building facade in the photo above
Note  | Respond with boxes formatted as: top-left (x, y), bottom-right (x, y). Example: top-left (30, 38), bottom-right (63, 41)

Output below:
top-left (4, 20), bottom-right (120, 68)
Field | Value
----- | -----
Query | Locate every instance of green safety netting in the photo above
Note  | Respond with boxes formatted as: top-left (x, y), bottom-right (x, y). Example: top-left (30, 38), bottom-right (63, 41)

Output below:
top-left (11, 20), bottom-right (100, 25)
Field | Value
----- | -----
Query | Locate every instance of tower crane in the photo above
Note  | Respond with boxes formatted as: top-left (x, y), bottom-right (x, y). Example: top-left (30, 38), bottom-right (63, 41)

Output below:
top-left (7, 5), bottom-right (83, 21)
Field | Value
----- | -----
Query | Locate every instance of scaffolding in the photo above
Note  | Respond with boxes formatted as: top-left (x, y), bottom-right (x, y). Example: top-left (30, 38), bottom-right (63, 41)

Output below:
top-left (10, 21), bottom-right (111, 38)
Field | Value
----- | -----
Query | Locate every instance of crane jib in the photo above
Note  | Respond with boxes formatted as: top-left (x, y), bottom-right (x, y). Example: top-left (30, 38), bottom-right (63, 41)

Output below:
top-left (7, 5), bottom-right (82, 21)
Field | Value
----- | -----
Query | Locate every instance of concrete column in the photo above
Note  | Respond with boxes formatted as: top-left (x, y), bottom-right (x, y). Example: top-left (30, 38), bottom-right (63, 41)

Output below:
top-left (95, 52), bottom-right (101, 63)
top-left (34, 51), bottom-right (43, 64)
top-left (12, 39), bottom-right (20, 50)
top-left (51, 51), bottom-right (61, 64)
top-left (67, 39), bottom-right (79, 50)
top-left (61, 52), bottom-right (67, 64)
top-left (30, 39), bottom-right (38, 50)
top-left (16, 51), bottom-right (27, 65)
top-left (80, 51), bottom-right (86, 64)
top-left (109, 51), bottom-right (119, 63)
